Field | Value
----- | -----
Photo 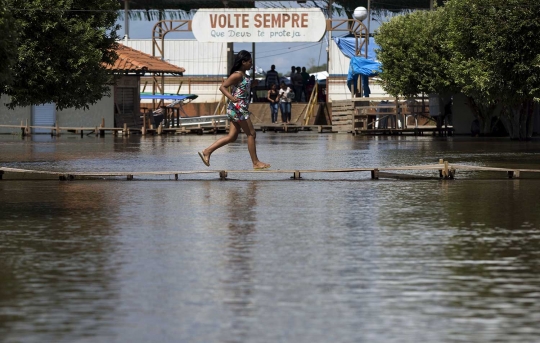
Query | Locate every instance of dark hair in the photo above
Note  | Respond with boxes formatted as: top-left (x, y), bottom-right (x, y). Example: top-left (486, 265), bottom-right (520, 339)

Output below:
top-left (230, 50), bottom-right (252, 76)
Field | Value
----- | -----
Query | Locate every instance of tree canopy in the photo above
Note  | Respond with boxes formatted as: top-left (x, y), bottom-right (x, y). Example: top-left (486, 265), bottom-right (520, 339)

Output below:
top-left (375, 9), bottom-right (453, 97)
top-left (0, 0), bottom-right (19, 88)
top-left (374, 0), bottom-right (540, 139)
top-left (3, 0), bottom-right (121, 110)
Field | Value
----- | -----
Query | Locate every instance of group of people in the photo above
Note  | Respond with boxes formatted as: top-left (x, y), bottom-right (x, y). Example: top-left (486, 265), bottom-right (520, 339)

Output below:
top-left (264, 64), bottom-right (317, 124)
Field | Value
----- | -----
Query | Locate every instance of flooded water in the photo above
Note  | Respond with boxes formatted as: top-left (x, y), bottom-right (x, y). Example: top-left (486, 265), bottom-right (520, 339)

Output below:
top-left (1, 133), bottom-right (540, 343)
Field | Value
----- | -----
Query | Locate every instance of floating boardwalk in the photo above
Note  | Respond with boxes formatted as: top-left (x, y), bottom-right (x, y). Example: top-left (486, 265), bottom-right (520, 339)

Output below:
top-left (1, 160), bottom-right (539, 181)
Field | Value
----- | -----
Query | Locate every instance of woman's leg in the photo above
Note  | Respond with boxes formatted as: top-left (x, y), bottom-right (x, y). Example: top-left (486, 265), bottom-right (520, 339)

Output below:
top-left (201, 122), bottom-right (239, 163)
top-left (236, 118), bottom-right (270, 169)
top-left (280, 103), bottom-right (287, 123)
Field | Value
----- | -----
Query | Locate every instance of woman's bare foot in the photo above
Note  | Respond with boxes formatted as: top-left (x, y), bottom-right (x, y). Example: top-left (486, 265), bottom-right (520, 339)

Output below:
top-left (253, 162), bottom-right (270, 170)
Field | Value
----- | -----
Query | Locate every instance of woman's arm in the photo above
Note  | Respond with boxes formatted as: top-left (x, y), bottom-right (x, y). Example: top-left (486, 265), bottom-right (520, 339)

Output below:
top-left (267, 90), bottom-right (273, 103)
top-left (219, 73), bottom-right (243, 102)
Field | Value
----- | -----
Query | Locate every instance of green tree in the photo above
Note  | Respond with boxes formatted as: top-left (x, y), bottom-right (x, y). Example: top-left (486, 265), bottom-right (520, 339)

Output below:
top-left (0, 0), bottom-right (19, 88)
top-left (374, 8), bottom-right (454, 97)
top-left (446, 0), bottom-right (540, 140)
top-left (4, 0), bottom-right (120, 110)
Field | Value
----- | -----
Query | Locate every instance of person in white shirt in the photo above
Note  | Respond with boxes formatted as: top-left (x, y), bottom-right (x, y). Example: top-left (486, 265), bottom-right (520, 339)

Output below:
top-left (278, 81), bottom-right (293, 124)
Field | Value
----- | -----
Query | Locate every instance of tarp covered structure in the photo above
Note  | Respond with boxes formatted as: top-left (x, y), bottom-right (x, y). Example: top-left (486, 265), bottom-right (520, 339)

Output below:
top-left (333, 36), bottom-right (382, 97)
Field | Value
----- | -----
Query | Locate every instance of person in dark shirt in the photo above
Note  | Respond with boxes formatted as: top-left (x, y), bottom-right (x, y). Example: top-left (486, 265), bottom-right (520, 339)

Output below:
top-left (292, 67), bottom-right (304, 102)
top-left (301, 67), bottom-right (310, 101)
top-left (265, 64), bottom-right (279, 88)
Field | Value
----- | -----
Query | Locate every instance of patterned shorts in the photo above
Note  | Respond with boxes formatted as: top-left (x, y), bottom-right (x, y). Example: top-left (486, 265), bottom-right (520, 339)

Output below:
top-left (227, 99), bottom-right (250, 122)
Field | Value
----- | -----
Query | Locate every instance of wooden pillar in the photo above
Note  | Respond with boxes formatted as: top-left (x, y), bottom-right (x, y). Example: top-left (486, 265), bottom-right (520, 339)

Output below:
top-left (100, 118), bottom-right (105, 137)
top-left (127, 175), bottom-right (133, 180)
top-left (219, 171), bottom-right (228, 180)
top-left (371, 168), bottom-right (379, 179)
top-left (293, 170), bottom-right (301, 180)
top-left (0, 170), bottom-right (4, 180)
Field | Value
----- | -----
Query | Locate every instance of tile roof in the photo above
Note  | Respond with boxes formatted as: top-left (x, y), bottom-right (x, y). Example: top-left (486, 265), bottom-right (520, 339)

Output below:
top-left (106, 43), bottom-right (185, 74)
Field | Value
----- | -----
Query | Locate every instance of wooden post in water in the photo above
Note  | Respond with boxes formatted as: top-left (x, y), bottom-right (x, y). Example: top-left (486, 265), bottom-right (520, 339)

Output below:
top-left (371, 168), bottom-right (379, 179)
top-left (293, 170), bottom-right (301, 179)
top-left (55, 122), bottom-right (60, 137)
top-left (508, 170), bottom-right (520, 179)
top-left (0, 170), bottom-right (4, 180)
top-left (439, 159), bottom-right (444, 178)
top-left (100, 118), bottom-right (105, 137)
top-left (157, 123), bottom-right (163, 135)
top-left (219, 171), bottom-right (228, 180)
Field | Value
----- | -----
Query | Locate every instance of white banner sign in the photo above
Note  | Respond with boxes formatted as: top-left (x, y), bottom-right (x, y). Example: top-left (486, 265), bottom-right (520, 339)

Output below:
top-left (192, 8), bottom-right (326, 43)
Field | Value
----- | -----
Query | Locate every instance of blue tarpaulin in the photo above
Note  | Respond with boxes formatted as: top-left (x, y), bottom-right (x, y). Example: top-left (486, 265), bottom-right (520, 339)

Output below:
top-left (333, 36), bottom-right (379, 60)
top-left (333, 36), bottom-right (382, 97)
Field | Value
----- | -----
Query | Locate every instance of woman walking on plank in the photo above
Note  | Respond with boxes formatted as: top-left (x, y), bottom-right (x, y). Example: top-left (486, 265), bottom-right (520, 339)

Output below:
top-left (198, 50), bottom-right (270, 170)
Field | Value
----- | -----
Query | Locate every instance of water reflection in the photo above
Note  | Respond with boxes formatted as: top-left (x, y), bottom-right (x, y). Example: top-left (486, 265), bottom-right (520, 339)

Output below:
top-left (0, 181), bottom-right (120, 342)
top-left (221, 182), bottom-right (258, 343)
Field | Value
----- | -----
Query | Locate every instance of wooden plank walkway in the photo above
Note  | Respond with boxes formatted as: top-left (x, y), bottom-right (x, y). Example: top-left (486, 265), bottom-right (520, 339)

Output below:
top-left (1, 160), bottom-right (539, 181)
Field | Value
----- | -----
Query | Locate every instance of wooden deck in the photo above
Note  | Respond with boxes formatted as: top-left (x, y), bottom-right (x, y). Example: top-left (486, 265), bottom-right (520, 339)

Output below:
top-left (1, 160), bottom-right (537, 181)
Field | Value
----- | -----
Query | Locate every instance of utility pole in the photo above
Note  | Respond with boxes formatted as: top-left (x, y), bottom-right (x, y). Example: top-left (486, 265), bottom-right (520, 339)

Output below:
top-left (124, 0), bottom-right (129, 41)
top-left (367, 0), bottom-right (371, 38)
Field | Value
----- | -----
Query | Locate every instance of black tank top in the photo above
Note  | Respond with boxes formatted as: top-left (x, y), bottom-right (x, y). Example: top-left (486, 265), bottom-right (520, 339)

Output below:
top-left (269, 90), bottom-right (278, 101)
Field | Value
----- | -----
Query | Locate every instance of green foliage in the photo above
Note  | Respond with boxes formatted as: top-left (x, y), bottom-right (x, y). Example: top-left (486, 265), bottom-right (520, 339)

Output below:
top-left (446, 0), bottom-right (540, 106)
top-left (445, 0), bottom-right (540, 139)
top-left (375, 8), bottom-right (454, 97)
top-left (0, 0), bottom-right (19, 87)
top-left (374, 0), bottom-right (540, 139)
top-left (4, 0), bottom-right (121, 110)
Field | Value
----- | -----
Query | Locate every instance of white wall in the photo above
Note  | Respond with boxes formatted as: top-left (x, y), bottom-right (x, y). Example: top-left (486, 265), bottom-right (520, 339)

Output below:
top-left (57, 87), bottom-right (115, 128)
top-left (0, 88), bottom-right (115, 133)
top-left (0, 95), bottom-right (31, 134)
top-left (122, 39), bottom-right (228, 77)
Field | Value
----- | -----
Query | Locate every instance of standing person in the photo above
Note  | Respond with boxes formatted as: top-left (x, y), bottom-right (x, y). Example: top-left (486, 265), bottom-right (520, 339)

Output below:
top-left (301, 67), bottom-right (310, 101)
top-left (289, 66), bottom-right (296, 87)
top-left (198, 50), bottom-right (270, 170)
top-left (265, 64), bottom-right (279, 88)
top-left (292, 66), bottom-right (304, 102)
top-left (267, 83), bottom-right (279, 123)
top-left (278, 81), bottom-right (293, 124)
